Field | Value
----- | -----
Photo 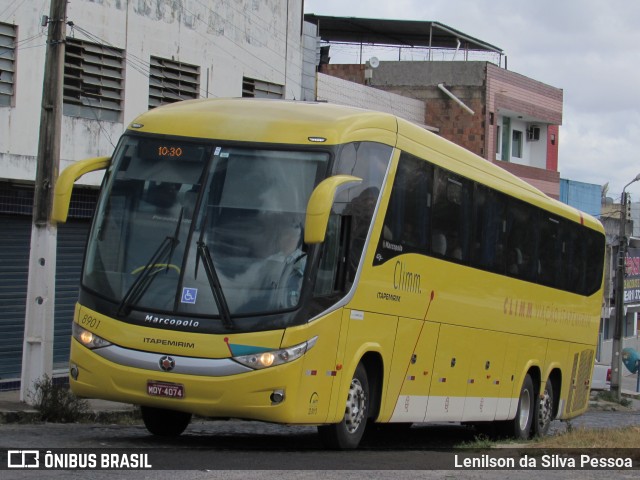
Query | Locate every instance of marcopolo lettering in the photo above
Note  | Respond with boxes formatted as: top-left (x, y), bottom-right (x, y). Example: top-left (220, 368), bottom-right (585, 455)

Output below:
top-left (144, 314), bottom-right (199, 328)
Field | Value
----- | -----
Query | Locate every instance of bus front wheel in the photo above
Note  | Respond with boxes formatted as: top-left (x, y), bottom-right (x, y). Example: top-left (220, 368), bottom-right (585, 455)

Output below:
top-left (141, 406), bottom-right (191, 437)
top-left (318, 363), bottom-right (369, 449)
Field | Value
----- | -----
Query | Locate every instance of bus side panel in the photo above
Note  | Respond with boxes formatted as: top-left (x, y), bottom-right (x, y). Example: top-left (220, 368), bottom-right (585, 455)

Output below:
top-left (385, 318), bottom-right (440, 423)
top-left (557, 344), bottom-right (595, 419)
top-left (461, 329), bottom-right (509, 422)
top-left (495, 335), bottom-right (519, 420)
top-left (424, 324), bottom-right (476, 422)
top-left (323, 307), bottom-right (356, 424)
top-left (502, 335), bottom-right (548, 421)
top-left (280, 309), bottom-right (344, 424)
top-left (542, 339), bottom-right (570, 408)
top-left (326, 309), bottom-right (397, 424)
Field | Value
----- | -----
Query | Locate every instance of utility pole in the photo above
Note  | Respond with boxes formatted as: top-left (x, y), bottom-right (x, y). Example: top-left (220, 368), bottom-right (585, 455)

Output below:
top-left (20, 0), bottom-right (67, 402)
top-left (611, 173), bottom-right (640, 401)
top-left (611, 192), bottom-right (627, 401)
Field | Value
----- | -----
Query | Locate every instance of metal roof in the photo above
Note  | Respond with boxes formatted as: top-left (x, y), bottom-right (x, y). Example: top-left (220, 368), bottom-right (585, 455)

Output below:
top-left (304, 14), bottom-right (503, 54)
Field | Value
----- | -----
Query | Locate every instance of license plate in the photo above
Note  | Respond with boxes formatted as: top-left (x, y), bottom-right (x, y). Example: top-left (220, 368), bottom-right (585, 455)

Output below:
top-left (147, 381), bottom-right (184, 399)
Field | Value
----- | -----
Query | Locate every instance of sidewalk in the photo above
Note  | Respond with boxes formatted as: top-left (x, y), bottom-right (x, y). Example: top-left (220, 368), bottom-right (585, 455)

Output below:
top-left (1, 373), bottom-right (638, 424)
top-left (0, 389), bottom-right (137, 424)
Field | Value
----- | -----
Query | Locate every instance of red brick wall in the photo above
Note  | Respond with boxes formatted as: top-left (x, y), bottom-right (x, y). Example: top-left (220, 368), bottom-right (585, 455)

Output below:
top-left (424, 87), bottom-right (486, 157)
top-left (319, 64), bottom-right (366, 84)
top-left (486, 64), bottom-right (563, 124)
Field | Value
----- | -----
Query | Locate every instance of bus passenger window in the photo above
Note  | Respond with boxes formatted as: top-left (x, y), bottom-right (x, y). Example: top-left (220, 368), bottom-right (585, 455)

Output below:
top-left (505, 200), bottom-right (538, 281)
top-left (376, 152), bottom-right (431, 265)
top-left (431, 167), bottom-right (471, 262)
top-left (333, 142), bottom-right (392, 275)
top-left (470, 185), bottom-right (506, 273)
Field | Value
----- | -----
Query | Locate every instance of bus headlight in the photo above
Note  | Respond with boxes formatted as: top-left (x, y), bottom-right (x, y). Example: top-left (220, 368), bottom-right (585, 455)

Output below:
top-left (232, 336), bottom-right (318, 370)
top-left (72, 323), bottom-right (112, 349)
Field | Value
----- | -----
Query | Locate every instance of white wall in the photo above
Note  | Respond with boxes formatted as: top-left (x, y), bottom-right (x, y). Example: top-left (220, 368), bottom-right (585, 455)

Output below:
top-left (497, 115), bottom-right (548, 169)
top-left (0, 0), bottom-right (304, 185)
top-left (527, 126), bottom-right (548, 169)
top-left (317, 73), bottom-right (430, 130)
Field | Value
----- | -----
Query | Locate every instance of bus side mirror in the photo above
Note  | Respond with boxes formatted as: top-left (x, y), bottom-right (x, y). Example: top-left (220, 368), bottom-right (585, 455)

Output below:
top-left (304, 175), bottom-right (362, 244)
top-left (52, 156), bottom-right (111, 223)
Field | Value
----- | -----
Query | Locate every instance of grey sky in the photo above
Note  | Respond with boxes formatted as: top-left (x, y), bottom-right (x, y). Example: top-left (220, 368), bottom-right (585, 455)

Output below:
top-left (305, 0), bottom-right (640, 202)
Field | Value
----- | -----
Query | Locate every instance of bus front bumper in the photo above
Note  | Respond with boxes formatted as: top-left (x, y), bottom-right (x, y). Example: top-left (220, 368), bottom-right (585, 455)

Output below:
top-left (69, 338), bottom-right (306, 423)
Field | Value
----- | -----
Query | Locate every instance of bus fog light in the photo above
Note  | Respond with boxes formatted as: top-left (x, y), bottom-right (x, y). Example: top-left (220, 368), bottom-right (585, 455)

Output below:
top-left (270, 390), bottom-right (285, 404)
top-left (70, 364), bottom-right (79, 380)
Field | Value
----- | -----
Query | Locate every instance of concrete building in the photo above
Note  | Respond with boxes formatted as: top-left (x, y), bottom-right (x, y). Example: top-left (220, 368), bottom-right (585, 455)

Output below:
top-left (0, 0), bottom-right (307, 388)
top-left (560, 179), bottom-right (601, 219)
top-left (307, 15), bottom-right (563, 200)
top-left (316, 72), bottom-right (430, 130)
top-left (599, 200), bottom-right (640, 364)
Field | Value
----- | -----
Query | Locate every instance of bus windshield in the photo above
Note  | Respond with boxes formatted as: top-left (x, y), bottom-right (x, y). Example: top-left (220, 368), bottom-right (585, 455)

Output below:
top-left (83, 134), bottom-right (329, 321)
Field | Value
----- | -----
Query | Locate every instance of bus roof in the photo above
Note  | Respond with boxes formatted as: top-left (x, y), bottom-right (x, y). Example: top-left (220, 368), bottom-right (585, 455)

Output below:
top-left (128, 98), bottom-right (399, 147)
top-left (127, 98), bottom-right (602, 232)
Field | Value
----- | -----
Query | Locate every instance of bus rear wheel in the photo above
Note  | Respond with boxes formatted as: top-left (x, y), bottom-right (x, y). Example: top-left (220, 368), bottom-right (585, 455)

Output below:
top-left (141, 406), bottom-right (192, 437)
top-left (534, 378), bottom-right (554, 437)
top-left (318, 363), bottom-right (369, 449)
top-left (501, 373), bottom-right (535, 439)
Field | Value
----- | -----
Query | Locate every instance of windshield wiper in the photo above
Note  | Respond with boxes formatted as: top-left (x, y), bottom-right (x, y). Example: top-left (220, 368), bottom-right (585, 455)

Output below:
top-left (195, 218), bottom-right (234, 330)
top-left (117, 209), bottom-right (184, 317)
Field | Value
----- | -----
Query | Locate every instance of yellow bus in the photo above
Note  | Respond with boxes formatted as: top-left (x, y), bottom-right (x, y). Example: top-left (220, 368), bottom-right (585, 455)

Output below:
top-left (53, 99), bottom-right (605, 449)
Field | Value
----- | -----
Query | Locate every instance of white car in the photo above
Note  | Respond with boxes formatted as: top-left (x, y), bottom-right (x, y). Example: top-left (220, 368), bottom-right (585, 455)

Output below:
top-left (591, 362), bottom-right (611, 390)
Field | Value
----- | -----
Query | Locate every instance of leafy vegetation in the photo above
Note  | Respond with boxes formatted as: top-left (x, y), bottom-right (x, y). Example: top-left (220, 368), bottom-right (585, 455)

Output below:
top-left (28, 375), bottom-right (89, 423)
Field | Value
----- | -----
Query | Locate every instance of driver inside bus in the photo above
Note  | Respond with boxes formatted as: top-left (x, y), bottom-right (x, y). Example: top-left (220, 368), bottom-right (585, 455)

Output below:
top-left (260, 217), bottom-right (306, 308)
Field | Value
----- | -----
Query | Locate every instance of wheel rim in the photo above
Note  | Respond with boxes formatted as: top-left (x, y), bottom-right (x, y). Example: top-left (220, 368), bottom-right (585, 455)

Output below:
top-left (518, 387), bottom-right (532, 431)
top-left (538, 387), bottom-right (552, 429)
top-left (345, 378), bottom-right (366, 434)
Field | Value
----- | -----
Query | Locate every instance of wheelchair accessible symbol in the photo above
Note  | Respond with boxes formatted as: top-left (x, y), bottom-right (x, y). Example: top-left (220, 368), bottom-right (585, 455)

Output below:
top-left (181, 287), bottom-right (198, 304)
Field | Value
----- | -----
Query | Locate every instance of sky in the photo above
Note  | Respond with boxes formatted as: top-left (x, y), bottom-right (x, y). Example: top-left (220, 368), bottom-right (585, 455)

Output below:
top-left (304, 0), bottom-right (640, 203)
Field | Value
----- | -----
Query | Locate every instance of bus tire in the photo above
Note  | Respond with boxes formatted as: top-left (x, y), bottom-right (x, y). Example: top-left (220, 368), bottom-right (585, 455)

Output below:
top-left (141, 406), bottom-right (191, 437)
top-left (534, 378), bottom-right (554, 437)
top-left (502, 373), bottom-right (535, 440)
top-left (318, 363), bottom-right (369, 449)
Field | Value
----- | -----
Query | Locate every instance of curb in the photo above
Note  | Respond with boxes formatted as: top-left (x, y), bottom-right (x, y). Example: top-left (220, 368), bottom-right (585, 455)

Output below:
top-left (0, 408), bottom-right (140, 425)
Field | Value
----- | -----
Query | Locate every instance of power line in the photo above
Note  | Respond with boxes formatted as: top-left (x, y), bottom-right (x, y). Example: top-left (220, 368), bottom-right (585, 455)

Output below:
top-left (0, 0), bottom-right (30, 23)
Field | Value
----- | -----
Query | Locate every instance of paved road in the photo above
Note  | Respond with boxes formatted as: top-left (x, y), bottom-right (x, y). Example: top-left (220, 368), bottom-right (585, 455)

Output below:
top-left (1, 407), bottom-right (639, 480)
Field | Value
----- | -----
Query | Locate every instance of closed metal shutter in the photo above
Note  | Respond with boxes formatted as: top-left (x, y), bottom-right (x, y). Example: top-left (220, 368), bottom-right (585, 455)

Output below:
top-left (0, 215), bottom-right (90, 381)
top-left (0, 215), bottom-right (31, 381)
top-left (54, 220), bottom-right (90, 369)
